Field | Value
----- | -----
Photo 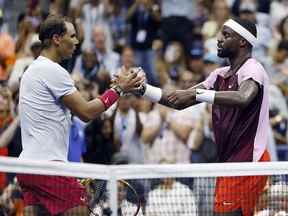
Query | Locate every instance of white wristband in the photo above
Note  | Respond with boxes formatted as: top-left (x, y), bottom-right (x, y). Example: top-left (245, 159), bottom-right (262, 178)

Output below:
top-left (195, 89), bottom-right (216, 104)
top-left (143, 84), bottom-right (162, 102)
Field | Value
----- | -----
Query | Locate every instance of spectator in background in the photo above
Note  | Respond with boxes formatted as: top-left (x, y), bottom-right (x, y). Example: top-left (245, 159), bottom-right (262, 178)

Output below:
top-left (0, 85), bottom-right (14, 191)
top-left (159, 0), bottom-right (196, 54)
top-left (188, 104), bottom-right (216, 216)
top-left (238, 1), bottom-right (272, 61)
top-left (137, 97), bottom-right (161, 163)
top-left (270, 0), bottom-right (288, 33)
top-left (83, 115), bottom-right (116, 164)
top-left (0, 181), bottom-right (24, 216)
top-left (73, 48), bottom-right (100, 81)
top-left (269, 40), bottom-right (288, 100)
top-left (145, 159), bottom-right (197, 216)
top-left (68, 116), bottom-right (87, 162)
top-left (15, 13), bottom-right (37, 59)
top-left (112, 95), bottom-right (144, 164)
top-left (91, 25), bottom-right (120, 77)
top-left (8, 34), bottom-right (42, 94)
top-left (255, 182), bottom-right (288, 215)
top-left (126, 0), bottom-right (160, 86)
top-left (147, 87), bottom-right (193, 164)
top-left (121, 46), bottom-right (135, 69)
top-left (151, 39), bottom-right (169, 87)
top-left (0, 9), bottom-right (15, 80)
top-left (201, 0), bottom-right (230, 40)
top-left (187, 42), bottom-right (206, 82)
top-left (163, 41), bottom-right (187, 84)
top-left (80, 0), bottom-right (113, 51)
top-left (106, 0), bottom-right (129, 52)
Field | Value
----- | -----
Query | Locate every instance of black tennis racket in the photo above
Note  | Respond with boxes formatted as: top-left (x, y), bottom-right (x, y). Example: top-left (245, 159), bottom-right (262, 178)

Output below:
top-left (80, 179), bottom-right (141, 216)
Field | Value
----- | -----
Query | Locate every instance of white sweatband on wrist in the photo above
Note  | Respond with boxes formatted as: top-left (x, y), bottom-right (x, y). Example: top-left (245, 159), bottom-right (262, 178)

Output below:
top-left (143, 84), bottom-right (162, 102)
top-left (196, 89), bottom-right (216, 104)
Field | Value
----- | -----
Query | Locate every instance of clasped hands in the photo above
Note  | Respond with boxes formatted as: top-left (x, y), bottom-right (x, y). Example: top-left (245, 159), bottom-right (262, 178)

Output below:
top-left (112, 66), bottom-right (196, 107)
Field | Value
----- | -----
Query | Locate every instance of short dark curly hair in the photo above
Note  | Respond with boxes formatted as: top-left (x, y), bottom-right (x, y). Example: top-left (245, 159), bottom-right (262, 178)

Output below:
top-left (39, 15), bottom-right (69, 48)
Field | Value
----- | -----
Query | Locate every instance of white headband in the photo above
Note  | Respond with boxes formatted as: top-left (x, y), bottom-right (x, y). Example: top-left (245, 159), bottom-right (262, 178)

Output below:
top-left (223, 19), bottom-right (257, 46)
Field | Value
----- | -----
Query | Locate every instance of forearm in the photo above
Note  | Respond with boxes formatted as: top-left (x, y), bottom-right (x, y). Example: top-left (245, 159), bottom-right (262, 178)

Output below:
top-left (198, 79), bottom-right (259, 108)
top-left (159, 83), bottom-right (204, 109)
top-left (214, 91), bottom-right (251, 108)
top-left (83, 99), bottom-right (106, 121)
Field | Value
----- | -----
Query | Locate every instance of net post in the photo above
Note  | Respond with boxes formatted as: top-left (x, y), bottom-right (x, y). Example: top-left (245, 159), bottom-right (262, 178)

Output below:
top-left (108, 172), bottom-right (118, 216)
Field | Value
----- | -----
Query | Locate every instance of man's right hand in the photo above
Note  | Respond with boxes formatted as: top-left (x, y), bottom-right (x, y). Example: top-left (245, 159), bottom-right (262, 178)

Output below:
top-left (114, 67), bottom-right (145, 93)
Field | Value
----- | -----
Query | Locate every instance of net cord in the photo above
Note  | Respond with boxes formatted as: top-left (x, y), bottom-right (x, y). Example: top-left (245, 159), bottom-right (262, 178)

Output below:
top-left (0, 156), bottom-right (288, 179)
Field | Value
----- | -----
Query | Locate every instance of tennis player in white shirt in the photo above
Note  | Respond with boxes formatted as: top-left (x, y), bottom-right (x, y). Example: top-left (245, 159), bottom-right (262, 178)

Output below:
top-left (17, 14), bottom-right (143, 216)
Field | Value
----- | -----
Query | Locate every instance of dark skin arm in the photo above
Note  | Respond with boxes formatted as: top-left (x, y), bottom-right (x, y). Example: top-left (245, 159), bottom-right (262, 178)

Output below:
top-left (159, 79), bottom-right (259, 110)
top-left (158, 82), bottom-right (205, 109)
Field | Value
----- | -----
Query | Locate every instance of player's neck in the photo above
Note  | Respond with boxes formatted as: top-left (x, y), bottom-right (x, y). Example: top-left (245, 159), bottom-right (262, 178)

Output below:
top-left (40, 49), bottom-right (62, 64)
top-left (229, 52), bottom-right (251, 71)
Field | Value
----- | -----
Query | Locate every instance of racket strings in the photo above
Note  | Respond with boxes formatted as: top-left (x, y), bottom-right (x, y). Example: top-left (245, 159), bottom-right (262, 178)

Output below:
top-left (80, 179), bottom-right (141, 216)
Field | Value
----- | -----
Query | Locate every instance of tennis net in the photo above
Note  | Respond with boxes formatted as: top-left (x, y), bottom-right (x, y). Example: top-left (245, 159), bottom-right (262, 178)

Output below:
top-left (0, 157), bottom-right (287, 216)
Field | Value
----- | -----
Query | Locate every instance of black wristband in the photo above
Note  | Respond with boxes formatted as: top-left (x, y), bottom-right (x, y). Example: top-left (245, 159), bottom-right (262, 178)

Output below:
top-left (111, 85), bottom-right (123, 96)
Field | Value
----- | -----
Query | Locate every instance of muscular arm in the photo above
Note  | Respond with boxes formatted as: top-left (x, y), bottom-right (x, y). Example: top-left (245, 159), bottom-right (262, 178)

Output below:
top-left (62, 91), bottom-right (106, 122)
top-left (161, 79), bottom-right (259, 110)
top-left (214, 79), bottom-right (259, 108)
top-left (158, 83), bottom-right (206, 109)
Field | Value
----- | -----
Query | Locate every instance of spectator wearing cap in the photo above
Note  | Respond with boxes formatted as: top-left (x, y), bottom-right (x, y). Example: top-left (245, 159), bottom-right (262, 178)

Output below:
top-left (187, 42), bottom-right (206, 81)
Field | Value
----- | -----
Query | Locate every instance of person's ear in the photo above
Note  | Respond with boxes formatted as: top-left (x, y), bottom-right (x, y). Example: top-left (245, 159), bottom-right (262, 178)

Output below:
top-left (239, 38), bottom-right (247, 48)
top-left (52, 34), bottom-right (62, 46)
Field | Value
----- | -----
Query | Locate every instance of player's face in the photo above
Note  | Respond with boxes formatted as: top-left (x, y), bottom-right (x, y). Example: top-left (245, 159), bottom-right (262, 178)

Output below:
top-left (59, 22), bottom-right (79, 59)
top-left (217, 26), bottom-right (239, 58)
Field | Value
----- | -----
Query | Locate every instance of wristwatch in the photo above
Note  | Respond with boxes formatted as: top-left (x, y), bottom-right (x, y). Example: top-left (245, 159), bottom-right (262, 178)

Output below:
top-left (111, 85), bottom-right (124, 96)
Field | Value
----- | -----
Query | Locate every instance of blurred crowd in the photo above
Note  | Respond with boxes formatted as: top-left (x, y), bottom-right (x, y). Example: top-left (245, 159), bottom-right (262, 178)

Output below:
top-left (0, 0), bottom-right (287, 215)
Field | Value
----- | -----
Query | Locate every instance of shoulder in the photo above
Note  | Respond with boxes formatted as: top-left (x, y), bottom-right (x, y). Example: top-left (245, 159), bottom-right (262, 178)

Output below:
top-left (239, 58), bottom-right (268, 77)
top-left (206, 66), bottom-right (229, 78)
top-left (41, 58), bottom-right (71, 77)
top-left (214, 66), bottom-right (230, 76)
top-left (237, 58), bottom-right (269, 85)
